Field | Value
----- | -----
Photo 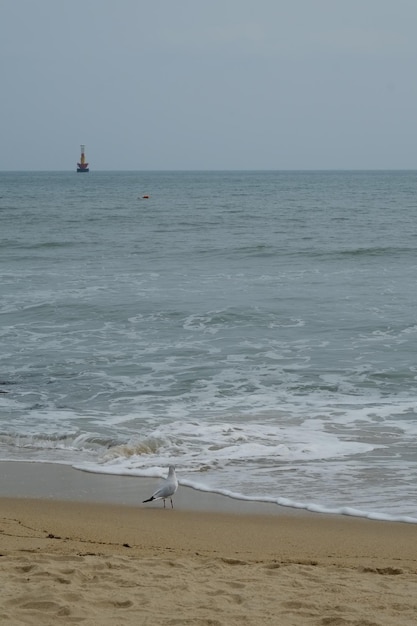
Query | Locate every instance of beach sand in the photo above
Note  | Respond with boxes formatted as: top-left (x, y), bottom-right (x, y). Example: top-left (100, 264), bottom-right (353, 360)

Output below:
top-left (1, 462), bottom-right (416, 625)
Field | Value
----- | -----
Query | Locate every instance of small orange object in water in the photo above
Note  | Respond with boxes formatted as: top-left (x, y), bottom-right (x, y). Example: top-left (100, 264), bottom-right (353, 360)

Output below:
top-left (142, 195), bottom-right (150, 199)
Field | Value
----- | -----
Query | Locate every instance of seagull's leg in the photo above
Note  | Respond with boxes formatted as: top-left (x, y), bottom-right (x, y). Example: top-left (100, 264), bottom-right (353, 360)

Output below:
top-left (170, 498), bottom-right (174, 509)
top-left (163, 499), bottom-right (166, 509)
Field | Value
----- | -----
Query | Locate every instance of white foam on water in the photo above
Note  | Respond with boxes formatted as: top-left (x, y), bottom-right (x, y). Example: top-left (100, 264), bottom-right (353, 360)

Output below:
top-left (59, 410), bottom-right (416, 523)
top-left (2, 386), bottom-right (417, 525)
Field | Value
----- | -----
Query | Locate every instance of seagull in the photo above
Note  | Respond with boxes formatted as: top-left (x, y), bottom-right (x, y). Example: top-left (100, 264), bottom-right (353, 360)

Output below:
top-left (143, 466), bottom-right (178, 509)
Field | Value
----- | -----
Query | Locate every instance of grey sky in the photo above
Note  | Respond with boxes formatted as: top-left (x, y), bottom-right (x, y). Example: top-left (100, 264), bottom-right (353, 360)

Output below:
top-left (1, 0), bottom-right (416, 170)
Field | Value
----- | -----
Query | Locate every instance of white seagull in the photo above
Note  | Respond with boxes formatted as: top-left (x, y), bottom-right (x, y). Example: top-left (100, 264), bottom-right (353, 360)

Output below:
top-left (143, 466), bottom-right (178, 509)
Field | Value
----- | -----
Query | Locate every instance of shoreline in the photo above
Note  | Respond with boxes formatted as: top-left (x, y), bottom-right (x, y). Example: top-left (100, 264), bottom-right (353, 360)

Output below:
top-left (1, 460), bottom-right (417, 625)
top-left (1, 459), bottom-right (417, 568)
top-left (1, 459), bottom-right (416, 523)
top-left (0, 460), bottom-right (292, 514)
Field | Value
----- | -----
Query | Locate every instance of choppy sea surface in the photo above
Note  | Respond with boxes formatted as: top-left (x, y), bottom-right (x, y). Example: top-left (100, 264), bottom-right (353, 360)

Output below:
top-left (1, 170), bottom-right (416, 522)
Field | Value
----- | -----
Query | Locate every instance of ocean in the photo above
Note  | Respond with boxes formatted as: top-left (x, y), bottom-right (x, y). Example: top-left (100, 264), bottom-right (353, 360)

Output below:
top-left (1, 170), bottom-right (416, 522)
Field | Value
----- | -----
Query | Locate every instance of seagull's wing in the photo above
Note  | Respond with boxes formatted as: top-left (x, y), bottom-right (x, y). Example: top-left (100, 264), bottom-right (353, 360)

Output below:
top-left (143, 470), bottom-right (178, 503)
top-left (152, 481), bottom-right (176, 499)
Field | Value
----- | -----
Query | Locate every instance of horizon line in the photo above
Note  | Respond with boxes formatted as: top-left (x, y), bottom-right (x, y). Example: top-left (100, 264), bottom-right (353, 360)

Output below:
top-left (1, 168), bottom-right (416, 173)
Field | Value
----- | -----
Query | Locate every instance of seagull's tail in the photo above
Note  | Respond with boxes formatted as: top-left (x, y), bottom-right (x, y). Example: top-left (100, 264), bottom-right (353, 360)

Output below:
top-left (143, 496), bottom-right (155, 503)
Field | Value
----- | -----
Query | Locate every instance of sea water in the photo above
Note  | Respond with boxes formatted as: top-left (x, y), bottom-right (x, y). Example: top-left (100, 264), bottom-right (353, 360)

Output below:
top-left (1, 170), bottom-right (416, 522)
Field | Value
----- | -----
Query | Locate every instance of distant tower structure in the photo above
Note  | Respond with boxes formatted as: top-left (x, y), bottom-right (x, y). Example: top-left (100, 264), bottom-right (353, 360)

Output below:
top-left (77, 144), bottom-right (89, 172)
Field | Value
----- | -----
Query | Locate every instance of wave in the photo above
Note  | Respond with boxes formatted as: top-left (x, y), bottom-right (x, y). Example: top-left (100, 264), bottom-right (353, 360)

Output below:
top-left (75, 463), bottom-right (417, 525)
top-left (1, 419), bottom-right (417, 524)
top-left (182, 481), bottom-right (417, 524)
top-left (308, 246), bottom-right (416, 259)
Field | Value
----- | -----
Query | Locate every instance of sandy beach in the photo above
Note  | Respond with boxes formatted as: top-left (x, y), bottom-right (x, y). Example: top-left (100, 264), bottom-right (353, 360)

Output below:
top-left (1, 462), bottom-right (416, 625)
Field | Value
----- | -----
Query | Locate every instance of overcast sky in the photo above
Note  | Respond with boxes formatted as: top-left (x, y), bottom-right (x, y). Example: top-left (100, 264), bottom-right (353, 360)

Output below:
top-left (1, 0), bottom-right (417, 170)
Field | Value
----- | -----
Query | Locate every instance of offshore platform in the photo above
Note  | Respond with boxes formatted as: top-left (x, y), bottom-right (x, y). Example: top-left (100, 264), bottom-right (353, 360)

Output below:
top-left (76, 145), bottom-right (89, 172)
